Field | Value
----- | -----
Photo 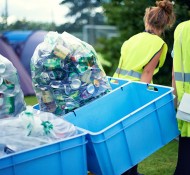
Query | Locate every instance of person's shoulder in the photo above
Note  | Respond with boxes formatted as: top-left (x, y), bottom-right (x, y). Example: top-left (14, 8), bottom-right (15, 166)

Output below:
top-left (175, 20), bottom-right (190, 31)
top-left (130, 32), bottom-right (164, 42)
top-left (122, 32), bottom-right (141, 44)
top-left (178, 20), bottom-right (190, 26)
top-left (128, 32), bottom-right (146, 41)
top-left (145, 32), bottom-right (165, 43)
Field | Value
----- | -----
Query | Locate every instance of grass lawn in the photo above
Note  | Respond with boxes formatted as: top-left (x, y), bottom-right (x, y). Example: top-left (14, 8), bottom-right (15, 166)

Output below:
top-left (24, 95), bottom-right (38, 106)
top-left (24, 95), bottom-right (179, 175)
top-left (139, 140), bottom-right (178, 175)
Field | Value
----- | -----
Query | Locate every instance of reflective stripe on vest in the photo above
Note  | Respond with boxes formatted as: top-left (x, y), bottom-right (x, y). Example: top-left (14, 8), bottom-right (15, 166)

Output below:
top-left (116, 68), bottom-right (142, 79)
top-left (174, 72), bottom-right (190, 82)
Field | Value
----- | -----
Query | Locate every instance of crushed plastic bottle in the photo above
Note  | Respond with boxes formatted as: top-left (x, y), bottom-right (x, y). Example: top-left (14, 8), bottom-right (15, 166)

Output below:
top-left (19, 106), bottom-right (78, 139)
top-left (0, 54), bottom-right (26, 118)
top-left (31, 31), bottom-right (112, 115)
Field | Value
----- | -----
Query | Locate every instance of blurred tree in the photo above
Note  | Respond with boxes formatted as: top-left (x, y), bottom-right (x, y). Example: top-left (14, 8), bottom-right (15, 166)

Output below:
top-left (59, 0), bottom-right (106, 33)
top-left (0, 19), bottom-right (56, 32)
top-left (180, 0), bottom-right (190, 9)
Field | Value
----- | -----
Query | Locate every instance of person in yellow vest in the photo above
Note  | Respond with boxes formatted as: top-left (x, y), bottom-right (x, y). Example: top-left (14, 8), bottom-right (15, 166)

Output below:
top-left (172, 20), bottom-right (190, 175)
top-left (113, 0), bottom-right (176, 175)
top-left (113, 0), bottom-right (175, 84)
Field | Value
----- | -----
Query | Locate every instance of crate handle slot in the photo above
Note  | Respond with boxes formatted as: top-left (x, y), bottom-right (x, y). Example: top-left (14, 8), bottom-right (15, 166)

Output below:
top-left (109, 78), bottom-right (119, 85)
top-left (73, 111), bottom-right (76, 116)
top-left (147, 84), bottom-right (158, 92)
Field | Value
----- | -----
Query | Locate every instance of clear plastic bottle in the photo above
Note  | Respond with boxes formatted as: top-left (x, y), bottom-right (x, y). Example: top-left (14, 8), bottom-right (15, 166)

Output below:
top-left (0, 54), bottom-right (26, 118)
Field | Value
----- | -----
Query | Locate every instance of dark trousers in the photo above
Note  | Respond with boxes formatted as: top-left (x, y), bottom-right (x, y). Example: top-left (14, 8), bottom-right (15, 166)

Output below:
top-left (122, 164), bottom-right (138, 175)
top-left (174, 135), bottom-right (190, 175)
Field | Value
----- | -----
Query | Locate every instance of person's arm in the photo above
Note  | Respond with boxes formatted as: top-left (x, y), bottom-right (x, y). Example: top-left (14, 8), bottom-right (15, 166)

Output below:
top-left (140, 47), bottom-right (163, 83)
top-left (172, 66), bottom-right (177, 108)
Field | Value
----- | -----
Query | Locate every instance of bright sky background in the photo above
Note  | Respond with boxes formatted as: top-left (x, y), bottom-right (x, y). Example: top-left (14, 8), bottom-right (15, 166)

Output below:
top-left (0, 0), bottom-right (69, 25)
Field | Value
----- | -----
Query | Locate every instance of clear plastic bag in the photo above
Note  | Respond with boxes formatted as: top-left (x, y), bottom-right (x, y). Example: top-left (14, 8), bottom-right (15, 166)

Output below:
top-left (0, 54), bottom-right (26, 118)
top-left (31, 31), bottom-right (112, 115)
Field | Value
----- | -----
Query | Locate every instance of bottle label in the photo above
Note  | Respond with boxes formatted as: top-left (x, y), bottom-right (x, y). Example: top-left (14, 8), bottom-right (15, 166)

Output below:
top-left (5, 94), bottom-right (15, 114)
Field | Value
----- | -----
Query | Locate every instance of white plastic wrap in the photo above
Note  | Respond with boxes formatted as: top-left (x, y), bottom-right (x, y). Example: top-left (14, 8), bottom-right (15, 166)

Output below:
top-left (0, 106), bottom-right (78, 157)
top-left (19, 106), bottom-right (78, 139)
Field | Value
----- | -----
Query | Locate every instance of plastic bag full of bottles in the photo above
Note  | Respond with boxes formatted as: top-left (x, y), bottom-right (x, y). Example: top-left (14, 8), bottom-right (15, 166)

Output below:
top-left (31, 31), bottom-right (112, 115)
top-left (0, 54), bottom-right (26, 118)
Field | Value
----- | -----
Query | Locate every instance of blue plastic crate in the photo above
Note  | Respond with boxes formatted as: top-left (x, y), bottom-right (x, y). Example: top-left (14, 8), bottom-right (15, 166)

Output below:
top-left (64, 81), bottom-right (180, 175)
top-left (0, 130), bottom-right (87, 175)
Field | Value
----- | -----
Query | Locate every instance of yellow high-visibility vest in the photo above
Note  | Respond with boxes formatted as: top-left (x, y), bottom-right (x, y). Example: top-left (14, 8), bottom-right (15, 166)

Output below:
top-left (113, 32), bottom-right (168, 81)
top-left (173, 20), bottom-right (190, 101)
top-left (173, 20), bottom-right (190, 137)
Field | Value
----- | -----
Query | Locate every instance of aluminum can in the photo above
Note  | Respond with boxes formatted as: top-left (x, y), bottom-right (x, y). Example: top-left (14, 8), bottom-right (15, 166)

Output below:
top-left (70, 79), bottom-right (81, 90)
top-left (40, 72), bottom-right (51, 85)
top-left (40, 86), bottom-right (56, 112)
top-left (43, 58), bottom-right (62, 70)
top-left (81, 83), bottom-right (95, 99)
